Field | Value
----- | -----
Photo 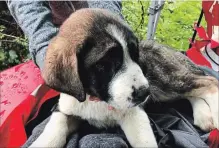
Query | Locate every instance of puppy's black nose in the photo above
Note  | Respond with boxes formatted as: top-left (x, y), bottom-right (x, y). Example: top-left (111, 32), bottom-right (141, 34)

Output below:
top-left (132, 86), bottom-right (150, 104)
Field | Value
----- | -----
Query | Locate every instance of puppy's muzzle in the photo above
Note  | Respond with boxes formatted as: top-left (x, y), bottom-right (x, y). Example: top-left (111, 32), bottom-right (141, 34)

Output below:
top-left (132, 86), bottom-right (150, 105)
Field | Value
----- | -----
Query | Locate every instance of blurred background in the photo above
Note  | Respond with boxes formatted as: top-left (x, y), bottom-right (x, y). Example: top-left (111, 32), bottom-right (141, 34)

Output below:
top-left (0, 1), bottom-right (205, 71)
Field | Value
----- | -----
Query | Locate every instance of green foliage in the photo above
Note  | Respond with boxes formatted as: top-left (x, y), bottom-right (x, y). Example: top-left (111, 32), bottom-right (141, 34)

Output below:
top-left (0, 2), bottom-right (29, 71)
top-left (122, 1), bottom-right (205, 51)
top-left (122, 1), bottom-right (150, 40)
top-left (0, 25), bottom-right (29, 71)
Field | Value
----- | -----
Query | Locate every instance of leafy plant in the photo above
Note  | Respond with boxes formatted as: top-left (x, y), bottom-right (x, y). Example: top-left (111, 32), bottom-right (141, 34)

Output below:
top-left (0, 1), bottom-right (29, 71)
top-left (122, 1), bottom-right (205, 50)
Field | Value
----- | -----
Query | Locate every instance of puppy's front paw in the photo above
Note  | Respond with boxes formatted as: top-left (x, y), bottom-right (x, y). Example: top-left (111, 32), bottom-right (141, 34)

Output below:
top-left (202, 90), bottom-right (219, 131)
top-left (28, 112), bottom-right (70, 148)
top-left (28, 132), bottom-right (66, 148)
top-left (192, 99), bottom-right (215, 131)
top-left (28, 133), bottom-right (66, 148)
top-left (28, 136), bottom-right (51, 148)
top-left (191, 89), bottom-right (219, 132)
top-left (121, 107), bottom-right (158, 148)
top-left (209, 91), bottom-right (219, 129)
top-left (131, 139), bottom-right (158, 148)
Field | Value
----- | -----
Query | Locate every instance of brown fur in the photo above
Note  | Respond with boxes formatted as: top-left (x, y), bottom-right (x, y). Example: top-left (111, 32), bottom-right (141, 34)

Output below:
top-left (42, 9), bottom-right (97, 101)
top-left (42, 8), bottom-right (126, 101)
top-left (186, 76), bottom-right (219, 97)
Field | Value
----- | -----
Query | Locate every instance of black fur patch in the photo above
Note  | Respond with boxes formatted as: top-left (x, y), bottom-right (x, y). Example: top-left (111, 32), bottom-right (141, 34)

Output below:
top-left (77, 13), bottom-right (138, 102)
top-left (139, 40), bottom-right (205, 100)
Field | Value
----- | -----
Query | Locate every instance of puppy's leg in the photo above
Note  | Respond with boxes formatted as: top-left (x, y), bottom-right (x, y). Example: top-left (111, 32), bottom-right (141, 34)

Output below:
top-left (188, 97), bottom-right (215, 131)
top-left (120, 107), bottom-right (157, 148)
top-left (29, 112), bottom-right (80, 147)
top-left (186, 76), bottom-right (219, 131)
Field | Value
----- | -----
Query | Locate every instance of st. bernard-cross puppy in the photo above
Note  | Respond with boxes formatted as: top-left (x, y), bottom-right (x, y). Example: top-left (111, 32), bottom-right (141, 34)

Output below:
top-left (29, 8), bottom-right (219, 147)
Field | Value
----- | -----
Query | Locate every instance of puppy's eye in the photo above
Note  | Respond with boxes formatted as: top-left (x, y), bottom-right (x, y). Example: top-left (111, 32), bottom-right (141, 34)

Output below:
top-left (114, 61), bottom-right (122, 69)
top-left (115, 61), bottom-right (120, 67)
top-left (128, 42), bottom-right (139, 62)
top-left (96, 64), bottom-right (104, 71)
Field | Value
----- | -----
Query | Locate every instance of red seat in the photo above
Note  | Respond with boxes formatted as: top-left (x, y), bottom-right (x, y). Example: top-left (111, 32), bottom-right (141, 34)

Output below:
top-left (0, 60), bottom-right (59, 147)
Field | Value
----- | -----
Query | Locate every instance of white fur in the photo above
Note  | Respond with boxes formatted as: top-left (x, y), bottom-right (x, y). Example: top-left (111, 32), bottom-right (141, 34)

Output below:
top-left (109, 62), bottom-right (148, 109)
top-left (59, 93), bottom-right (120, 128)
top-left (107, 24), bottom-right (149, 110)
top-left (29, 87), bottom-right (219, 147)
top-left (29, 112), bottom-right (70, 147)
top-left (30, 93), bottom-right (158, 148)
top-left (186, 88), bottom-right (219, 132)
top-left (120, 107), bottom-right (157, 147)
top-left (29, 24), bottom-right (155, 148)
top-left (188, 97), bottom-right (215, 131)
top-left (201, 90), bottom-right (219, 129)
top-left (29, 24), bottom-right (218, 148)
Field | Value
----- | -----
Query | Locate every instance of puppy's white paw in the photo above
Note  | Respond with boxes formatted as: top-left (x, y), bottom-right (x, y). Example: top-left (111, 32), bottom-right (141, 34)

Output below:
top-left (191, 99), bottom-right (215, 131)
top-left (121, 107), bottom-right (158, 148)
top-left (190, 89), bottom-right (219, 132)
top-left (131, 138), bottom-right (158, 148)
top-left (201, 91), bottom-right (219, 131)
top-left (208, 91), bottom-right (219, 129)
top-left (29, 112), bottom-right (69, 148)
top-left (28, 130), bottom-right (67, 148)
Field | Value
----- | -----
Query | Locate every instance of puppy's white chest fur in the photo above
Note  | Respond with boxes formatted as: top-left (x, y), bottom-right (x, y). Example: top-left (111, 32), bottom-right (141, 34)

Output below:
top-left (30, 92), bottom-right (158, 148)
top-left (58, 93), bottom-right (127, 128)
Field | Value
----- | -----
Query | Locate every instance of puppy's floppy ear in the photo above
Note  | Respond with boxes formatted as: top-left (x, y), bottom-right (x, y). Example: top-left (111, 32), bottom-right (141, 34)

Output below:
top-left (42, 36), bottom-right (86, 102)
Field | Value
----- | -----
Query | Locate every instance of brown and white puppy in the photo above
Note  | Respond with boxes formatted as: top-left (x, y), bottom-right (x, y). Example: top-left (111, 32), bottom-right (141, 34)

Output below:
top-left (29, 8), bottom-right (219, 148)
top-left (30, 8), bottom-right (155, 147)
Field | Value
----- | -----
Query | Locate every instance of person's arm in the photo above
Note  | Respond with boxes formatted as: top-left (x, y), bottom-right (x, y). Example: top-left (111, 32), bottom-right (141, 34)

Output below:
top-left (6, 1), bottom-right (59, 70)
top-left (6, 0), bottom-right (123, 70)
top-left (88, 1), bottom-right (123, 19)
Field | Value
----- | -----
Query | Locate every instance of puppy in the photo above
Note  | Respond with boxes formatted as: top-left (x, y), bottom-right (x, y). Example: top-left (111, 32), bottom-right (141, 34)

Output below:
top-left (29, 8), bottom-right (218, 148)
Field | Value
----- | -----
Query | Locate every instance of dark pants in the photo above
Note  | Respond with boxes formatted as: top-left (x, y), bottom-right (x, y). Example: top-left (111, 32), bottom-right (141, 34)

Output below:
top-left (23, 66), bottom-right (218, 148)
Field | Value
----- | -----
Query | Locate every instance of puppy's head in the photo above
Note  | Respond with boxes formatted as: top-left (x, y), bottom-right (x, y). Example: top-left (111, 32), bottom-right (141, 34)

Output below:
top-left (43, 8), bottom-right (149, 109)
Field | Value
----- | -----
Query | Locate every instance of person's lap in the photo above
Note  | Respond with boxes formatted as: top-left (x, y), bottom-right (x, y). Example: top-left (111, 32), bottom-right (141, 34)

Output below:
top-left (23, 116), bottom-right (129, 148)
top-left (23, 66), bottom-right (218, 148)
